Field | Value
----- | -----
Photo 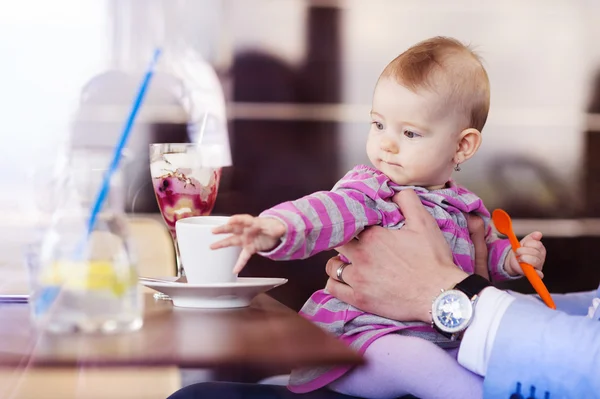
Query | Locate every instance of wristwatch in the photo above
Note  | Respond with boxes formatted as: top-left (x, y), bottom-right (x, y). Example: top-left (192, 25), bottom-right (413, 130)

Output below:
top-left (431, 274), bottom-right (492, 341)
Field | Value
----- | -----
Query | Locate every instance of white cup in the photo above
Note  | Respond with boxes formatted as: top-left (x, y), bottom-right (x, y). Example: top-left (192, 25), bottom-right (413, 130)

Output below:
top-left (175, 216), bottom-right (241, 284)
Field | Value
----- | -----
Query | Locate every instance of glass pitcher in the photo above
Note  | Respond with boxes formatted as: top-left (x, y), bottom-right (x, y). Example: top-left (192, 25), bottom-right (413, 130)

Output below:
top-left (30, 149), bottom-right (143, 334)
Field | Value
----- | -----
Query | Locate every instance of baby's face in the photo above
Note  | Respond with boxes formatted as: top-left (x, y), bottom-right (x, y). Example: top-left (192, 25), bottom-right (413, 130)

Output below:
top-left (367, 77), bottom-right (465, 189)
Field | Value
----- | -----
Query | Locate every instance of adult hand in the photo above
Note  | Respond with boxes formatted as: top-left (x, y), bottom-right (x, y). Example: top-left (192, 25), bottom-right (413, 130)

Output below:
top-left (466, 213), bottom-right (490, 280)
top-left (325, 189), bottom-right (468, 323)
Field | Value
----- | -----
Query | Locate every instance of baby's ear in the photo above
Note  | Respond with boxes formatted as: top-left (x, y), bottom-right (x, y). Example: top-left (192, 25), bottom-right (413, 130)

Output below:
top-left (454, 128), bottom-right (482, 164)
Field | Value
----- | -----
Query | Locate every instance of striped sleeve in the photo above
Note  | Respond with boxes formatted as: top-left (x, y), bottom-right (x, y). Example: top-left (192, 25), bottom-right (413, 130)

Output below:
top-left (258, 166), bottom-right (399, 260)
top-left (486, 224), bottom-right (519, 282)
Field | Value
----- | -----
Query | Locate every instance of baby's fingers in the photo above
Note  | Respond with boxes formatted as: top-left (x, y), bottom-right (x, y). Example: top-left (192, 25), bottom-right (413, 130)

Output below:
top-left (233, 248), bottom-right (252, 274)
top-left (514, 261), bottom-right (544, 279)
top-left (515, 248), bottom-right (543, 269)
top-left (535, 269), bottom-right (544, 279)
top-left (242, 224), bottom-right (262, 246)
top-left (212, 214), bottom-right (255, 234)
top-left (521, 231), bottom-right (543, 243)
top-left (212, 224), bottom-right (235, 234)
top-left (522, 241), bottom-right (546, 262)
top-left (521, 237), bottom-right (545, 252)
top-left (210, 235), bottom-right (242, 250)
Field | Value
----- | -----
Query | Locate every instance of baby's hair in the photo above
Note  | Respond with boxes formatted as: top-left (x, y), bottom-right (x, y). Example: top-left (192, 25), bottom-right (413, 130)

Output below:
top-left (381, 36), bottom-right (490, 132)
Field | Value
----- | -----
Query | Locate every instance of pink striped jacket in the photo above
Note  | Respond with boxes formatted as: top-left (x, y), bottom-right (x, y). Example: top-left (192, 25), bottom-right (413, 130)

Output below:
top-left (259, 165), bottom-right (513, 393)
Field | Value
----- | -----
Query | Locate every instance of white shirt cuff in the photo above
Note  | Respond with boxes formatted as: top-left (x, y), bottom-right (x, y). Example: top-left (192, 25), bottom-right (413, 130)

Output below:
top-left (588, 298), bottom-right (600, 320)
top-left (457, 287), bottom-right (515, 376)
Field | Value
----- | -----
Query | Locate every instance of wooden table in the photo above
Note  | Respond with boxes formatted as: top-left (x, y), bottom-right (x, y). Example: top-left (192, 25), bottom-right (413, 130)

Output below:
top-left (0, 293), bottom-right (362, 371)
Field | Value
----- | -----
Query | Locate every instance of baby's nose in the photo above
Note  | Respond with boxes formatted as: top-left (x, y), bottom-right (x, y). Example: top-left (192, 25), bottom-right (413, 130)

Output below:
top-left (380, 138), bottom-right (399, 154)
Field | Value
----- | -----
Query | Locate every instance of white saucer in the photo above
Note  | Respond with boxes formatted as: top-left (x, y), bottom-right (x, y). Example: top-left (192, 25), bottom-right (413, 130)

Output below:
top-left (139, 276), bottom-right (288, 309)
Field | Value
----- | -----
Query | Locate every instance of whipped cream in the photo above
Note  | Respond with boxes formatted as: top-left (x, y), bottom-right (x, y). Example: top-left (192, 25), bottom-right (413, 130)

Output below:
top-left (150, 152), bottom-right (214, 186)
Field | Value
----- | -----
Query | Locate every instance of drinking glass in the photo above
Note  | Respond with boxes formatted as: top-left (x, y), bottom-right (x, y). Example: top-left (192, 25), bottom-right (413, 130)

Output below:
top-left (150, 143), bottom-right (221, 299)
top-left (30, 148), bottom-right (143, 333)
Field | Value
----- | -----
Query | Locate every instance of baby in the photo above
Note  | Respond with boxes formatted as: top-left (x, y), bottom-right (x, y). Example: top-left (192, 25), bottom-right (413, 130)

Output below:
top-left (212, 37), bottom-right (546, 398)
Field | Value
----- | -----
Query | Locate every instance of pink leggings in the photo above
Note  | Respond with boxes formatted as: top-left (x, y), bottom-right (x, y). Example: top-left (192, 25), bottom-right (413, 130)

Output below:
top-left (328, 334), bottom-right (483, 399)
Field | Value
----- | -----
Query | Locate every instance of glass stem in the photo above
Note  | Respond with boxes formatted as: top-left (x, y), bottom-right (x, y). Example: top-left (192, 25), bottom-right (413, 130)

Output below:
top-left (174, 239), bottom-right (185, 277)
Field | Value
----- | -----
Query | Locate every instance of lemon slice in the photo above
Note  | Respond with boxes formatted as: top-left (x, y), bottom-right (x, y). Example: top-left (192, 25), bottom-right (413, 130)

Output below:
top-left (40, 261), bottom-right (137, 297)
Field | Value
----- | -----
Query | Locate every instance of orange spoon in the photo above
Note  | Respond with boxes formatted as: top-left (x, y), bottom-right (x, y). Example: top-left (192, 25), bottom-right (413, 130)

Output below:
top-left (492, 209), bottom-right (556, 309)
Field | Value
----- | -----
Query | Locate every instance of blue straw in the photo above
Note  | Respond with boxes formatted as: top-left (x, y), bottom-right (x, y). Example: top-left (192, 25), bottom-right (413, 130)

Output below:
top-left (84, 48), bottom-right (162, 242)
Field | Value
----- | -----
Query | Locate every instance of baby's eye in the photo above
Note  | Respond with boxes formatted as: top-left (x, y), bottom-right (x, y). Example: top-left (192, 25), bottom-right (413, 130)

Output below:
top-left (372, 122), bottom-right (384, 130)
top-left (404, 130), bottom-right (418, 138)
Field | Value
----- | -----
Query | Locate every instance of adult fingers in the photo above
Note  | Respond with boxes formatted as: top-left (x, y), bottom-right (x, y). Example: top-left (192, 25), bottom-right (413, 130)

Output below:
top-left (325, 277), bottom-right (355, 305)
top-left (392, 189), bottom-right (437, 230)
top-left (333, 238), bottom-right (361, 263)
top-left (466, 213), bottom-right (485, 237)
top-left (325, 256), bottom-right (355, 284)
top-left (325, 256), bottom-right (344, 279)
top-left (467, 214), bottom-right (490, 280)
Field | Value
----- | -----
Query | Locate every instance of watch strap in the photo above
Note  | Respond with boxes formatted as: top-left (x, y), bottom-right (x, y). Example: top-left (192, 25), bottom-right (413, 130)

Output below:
top-left (453, 274), bottom-right (492, 299)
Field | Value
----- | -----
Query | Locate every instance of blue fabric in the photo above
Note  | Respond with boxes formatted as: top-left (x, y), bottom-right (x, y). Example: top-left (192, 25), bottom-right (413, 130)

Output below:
top-left (508, 289), bottom-right (597, 316)
top-left (484, 286), bottom-right (600, 398)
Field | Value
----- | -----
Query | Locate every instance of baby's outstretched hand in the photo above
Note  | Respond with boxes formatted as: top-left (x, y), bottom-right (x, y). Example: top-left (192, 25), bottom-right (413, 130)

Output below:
top-left (211, 215), bottom-right (286, 273)
top-left (503, 231), bottom-right (546, 278)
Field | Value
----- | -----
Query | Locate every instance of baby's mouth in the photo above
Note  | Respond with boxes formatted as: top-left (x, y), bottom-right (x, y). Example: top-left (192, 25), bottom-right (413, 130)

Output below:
top-left (381, 160), bottom-right (401, 167)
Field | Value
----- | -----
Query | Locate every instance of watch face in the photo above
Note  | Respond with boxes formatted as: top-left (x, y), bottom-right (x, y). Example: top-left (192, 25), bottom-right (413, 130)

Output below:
top-left (431, 289), bottom-right (473, 333)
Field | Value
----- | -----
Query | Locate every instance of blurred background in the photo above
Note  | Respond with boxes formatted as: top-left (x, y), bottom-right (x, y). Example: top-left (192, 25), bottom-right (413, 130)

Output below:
top-left (2, 0), bottom-right (600, 313)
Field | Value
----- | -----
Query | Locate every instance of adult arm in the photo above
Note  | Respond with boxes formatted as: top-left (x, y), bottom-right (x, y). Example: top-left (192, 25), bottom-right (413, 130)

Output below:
top-left (325, 190), bottom-right (600, 397)
top-left (477, 292), bottom-right (600, 397)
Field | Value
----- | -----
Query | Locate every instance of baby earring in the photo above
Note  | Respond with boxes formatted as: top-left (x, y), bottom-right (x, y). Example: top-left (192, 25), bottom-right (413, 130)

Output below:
top-left (454, 163), bottom-right (461, 172)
